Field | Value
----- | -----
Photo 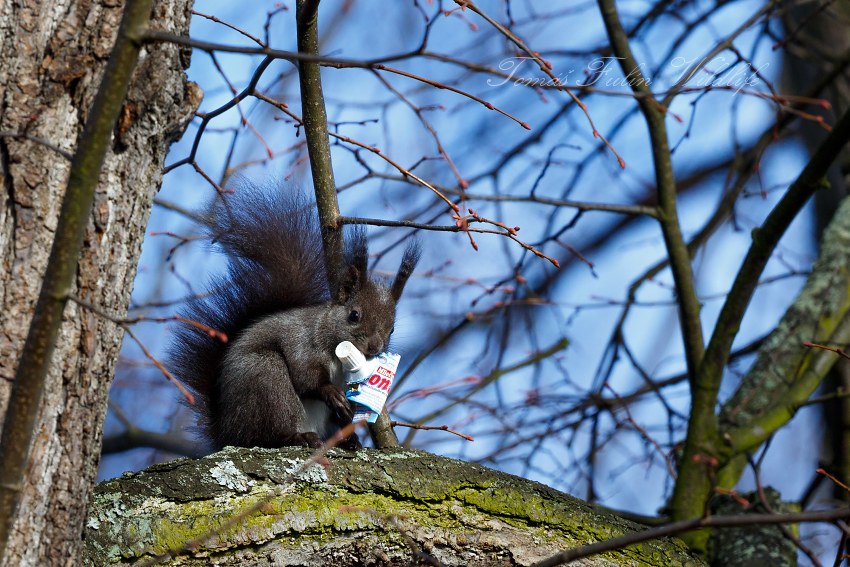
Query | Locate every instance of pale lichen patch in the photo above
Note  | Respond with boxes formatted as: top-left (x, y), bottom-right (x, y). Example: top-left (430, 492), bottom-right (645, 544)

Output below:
top-left (210, 460), bottom-right (253, 492)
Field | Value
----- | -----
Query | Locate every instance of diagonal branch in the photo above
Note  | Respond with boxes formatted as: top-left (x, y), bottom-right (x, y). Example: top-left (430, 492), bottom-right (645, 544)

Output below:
top-left (672, 105), bottom-right (850, 538)
top-left (699, 105), bottom-right (850, 396)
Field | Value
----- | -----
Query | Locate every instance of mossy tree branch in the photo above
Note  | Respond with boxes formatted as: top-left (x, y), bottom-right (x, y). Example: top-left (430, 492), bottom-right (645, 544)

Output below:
top-left (714, 191), bottom-right (850, 483)
top-left (83, 447), bottom-right (704, 566)
top-left (0, 0), bottom-right (156, 558)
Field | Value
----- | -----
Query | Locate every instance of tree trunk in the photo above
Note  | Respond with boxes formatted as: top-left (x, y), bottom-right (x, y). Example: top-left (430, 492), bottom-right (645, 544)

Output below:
top-left (84, 447), bottom-right (705, 566)
top-left (0, 1), bottom-right (198, 564)
top-left (783, 0), bottom-right (850, 500)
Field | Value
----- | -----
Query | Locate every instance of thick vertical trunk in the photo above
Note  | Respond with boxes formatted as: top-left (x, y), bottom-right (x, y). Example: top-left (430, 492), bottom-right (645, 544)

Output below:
top-left (783, 0), bottom-right (850, 500)
top-left (0, 1), bottom-right (197, 564)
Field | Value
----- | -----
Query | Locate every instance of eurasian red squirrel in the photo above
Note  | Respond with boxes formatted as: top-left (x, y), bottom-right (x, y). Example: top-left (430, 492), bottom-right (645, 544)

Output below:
top-left (168, 184), bottom-right (420, 450)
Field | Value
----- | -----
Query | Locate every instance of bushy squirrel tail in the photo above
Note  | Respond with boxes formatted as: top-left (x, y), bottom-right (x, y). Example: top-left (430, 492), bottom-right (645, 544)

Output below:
top-left (168, 184), bottom-right (331, 445)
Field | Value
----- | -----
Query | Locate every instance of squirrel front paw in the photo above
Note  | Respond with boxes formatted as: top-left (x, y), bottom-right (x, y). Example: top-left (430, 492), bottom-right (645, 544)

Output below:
top-left (319, 383), bottom-right (354, 423)
top-left (338, 432), bottom-right (362, 451)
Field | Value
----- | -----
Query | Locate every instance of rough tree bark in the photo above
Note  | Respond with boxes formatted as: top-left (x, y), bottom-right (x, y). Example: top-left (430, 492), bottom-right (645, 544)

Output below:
top-left (783, 0), bottom-right (850, 498)
top-left (84, 447), bottom-right (705, 566)
top-left (0, 0), bottom-right (198, 564)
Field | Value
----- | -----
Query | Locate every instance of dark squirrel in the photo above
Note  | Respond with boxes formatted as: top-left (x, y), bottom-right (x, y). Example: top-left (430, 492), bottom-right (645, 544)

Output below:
top-left (168, 184), bottom-right (420, 450)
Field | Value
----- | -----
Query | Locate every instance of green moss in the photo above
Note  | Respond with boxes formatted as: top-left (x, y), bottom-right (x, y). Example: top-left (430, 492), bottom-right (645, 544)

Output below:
top-left (85, 448), bottom-right (704, 566)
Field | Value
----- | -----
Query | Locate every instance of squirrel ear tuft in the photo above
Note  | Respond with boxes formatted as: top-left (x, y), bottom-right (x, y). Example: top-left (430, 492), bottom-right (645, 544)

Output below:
top-left (391, 239), bottom-right (421, 301)
top-left (338, 265), bottom-right (361, 303)
top-left (346, 227), bottom-right (368, 275)
top-left (338, 226), bottom-right (368, 303)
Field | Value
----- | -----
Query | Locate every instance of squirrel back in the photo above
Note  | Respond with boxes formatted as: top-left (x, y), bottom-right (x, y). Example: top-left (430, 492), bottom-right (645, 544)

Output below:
top-left (169, 184), bottom-right (420, 449)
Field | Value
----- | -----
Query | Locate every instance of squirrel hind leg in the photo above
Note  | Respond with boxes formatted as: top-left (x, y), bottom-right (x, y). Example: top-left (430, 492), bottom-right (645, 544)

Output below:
top-left (216, 351), bottom-right (316, 449)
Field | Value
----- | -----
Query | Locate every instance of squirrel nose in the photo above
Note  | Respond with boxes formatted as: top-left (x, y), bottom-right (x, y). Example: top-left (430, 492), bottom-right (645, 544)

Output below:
top-left (366, 340), bottom-right (383, 356)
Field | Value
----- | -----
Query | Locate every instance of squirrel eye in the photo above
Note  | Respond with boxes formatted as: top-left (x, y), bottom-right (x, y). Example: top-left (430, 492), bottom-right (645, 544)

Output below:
top-left (391, 326), bottom-right (395, 335)
top-left (348, 310), bottom-right (361, 324)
